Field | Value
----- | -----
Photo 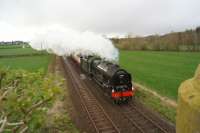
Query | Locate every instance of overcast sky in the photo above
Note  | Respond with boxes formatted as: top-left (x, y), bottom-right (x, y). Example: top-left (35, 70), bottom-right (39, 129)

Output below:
top-left (0, 0), bottom-right (200, 41)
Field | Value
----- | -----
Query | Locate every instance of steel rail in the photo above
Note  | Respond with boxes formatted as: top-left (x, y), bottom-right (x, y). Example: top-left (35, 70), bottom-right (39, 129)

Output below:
top-left (129, 103), bottom-right (168, 133)
top-left (121, 103), bottom-right (168, 133)
top-left (62, 58), bottom-right (120, 133)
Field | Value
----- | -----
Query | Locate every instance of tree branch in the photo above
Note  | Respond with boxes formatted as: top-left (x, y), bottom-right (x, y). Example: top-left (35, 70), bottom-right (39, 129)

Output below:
top-left (7, 121), bottom-right (24, 126)
top-left (26, 98), bottom-right (52, 117)
top-left (0, 86), bottom-right (17, 102)
top-left (0, 116), bottom-right (7, 133)
top-left (19, 126), bottom-right (28, 133)
top-left (0, 90), bottom-right (9, 102)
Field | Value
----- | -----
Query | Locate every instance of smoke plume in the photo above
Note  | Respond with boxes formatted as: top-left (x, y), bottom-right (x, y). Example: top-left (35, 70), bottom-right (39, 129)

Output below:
top-left (30, 25), bottom-right (119, 61)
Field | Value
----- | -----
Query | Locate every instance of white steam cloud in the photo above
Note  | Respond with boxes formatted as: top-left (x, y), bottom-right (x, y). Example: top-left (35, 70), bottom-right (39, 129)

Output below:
top-left (30, 25), bottom-right (119, 61)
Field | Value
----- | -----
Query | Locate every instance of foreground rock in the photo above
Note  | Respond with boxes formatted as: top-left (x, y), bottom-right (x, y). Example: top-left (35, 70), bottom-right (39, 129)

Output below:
top-left (176, 64), bottom-right (200, 133)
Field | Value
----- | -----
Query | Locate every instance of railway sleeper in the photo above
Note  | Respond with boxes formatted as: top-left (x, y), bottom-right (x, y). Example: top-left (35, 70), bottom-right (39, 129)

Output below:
top-left (90, 114), bottom-right (105, 119)
top-left (86, 101), bottom-right (98, 105)
top-left (137, 121), bottom-right (150, 127)
top-left (89, 111), bottom-right (103, 116)
top-left (100, 130), bottom-right (118, 133)
top-left (140, 127), bottom-right (160, 133)
top-left (99, 127), bottom-right (116, 132)
top-left (87, 108), bottom-right (102, 113)
top-left (147, 128), bottom-right (161, 133)
top-left (93, 118), bottom-right (106, 122)
top-left (96, 122), bottom-right (112, 128)
top-left (129, 115), bottom-right (145, 122)
top-left (86, 104), bottom-right (99, 108)
top-left (92, 114), bottom-right (106, 119)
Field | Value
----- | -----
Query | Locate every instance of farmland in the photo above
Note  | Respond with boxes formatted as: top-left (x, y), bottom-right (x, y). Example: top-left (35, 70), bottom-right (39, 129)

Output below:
top-left (0, 45), bottom-right (52, 71)
top-left (0, 44), bottom-right (25, 49)
top-left (120, 51), bottom-right (200, 100)
top-left (0, 47), bottom-right (47, 56)
top-left (0, 55), bottom-right (52, 71)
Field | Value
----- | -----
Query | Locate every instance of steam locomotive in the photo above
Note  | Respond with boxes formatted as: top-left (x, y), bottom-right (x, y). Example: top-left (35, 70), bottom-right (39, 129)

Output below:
top-left (72, 55), bottom-right (135, 103)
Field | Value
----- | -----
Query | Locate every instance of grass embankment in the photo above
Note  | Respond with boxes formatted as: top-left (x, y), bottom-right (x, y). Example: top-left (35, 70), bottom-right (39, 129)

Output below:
top-left (136, 89), bottom-right (176, 123)
top-left (120, 51), bottom-right (200, 100)
top-left (46, 57), bottom-right (79, 133)
top-left (0, 46), bottom-right (52, 71)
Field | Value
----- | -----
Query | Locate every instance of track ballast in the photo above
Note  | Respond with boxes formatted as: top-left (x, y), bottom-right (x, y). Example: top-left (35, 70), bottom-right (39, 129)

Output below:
top-left (62, 58), bottom-right (120, 133)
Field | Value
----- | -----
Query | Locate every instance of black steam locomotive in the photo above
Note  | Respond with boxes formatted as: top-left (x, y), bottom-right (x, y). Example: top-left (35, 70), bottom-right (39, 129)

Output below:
top-left (73, 55), bottom-right (135, 103)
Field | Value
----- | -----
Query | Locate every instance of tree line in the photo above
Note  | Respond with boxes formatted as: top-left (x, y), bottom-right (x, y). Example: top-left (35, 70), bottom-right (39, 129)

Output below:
top-left (0, 41), bottom-right (28, 45)
top-left (111, 26), bottom-right (200, 51)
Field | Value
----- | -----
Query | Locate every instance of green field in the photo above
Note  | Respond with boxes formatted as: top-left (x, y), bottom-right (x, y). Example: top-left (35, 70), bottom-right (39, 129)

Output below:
top-left (0, 55), bottom-right (52, 71)
top-left (120, 51), bottom-right (200, 100)
top-left (0, 47), bottom-right (46, 56)
top-left (0, 45), bottom-right (52, 71)
top-left (0, 44), bottom-right (24, 49)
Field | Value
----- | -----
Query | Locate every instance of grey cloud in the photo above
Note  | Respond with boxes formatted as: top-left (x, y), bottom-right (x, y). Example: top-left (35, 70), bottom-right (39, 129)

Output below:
top-left (0, 0), bottom-right (200, 37)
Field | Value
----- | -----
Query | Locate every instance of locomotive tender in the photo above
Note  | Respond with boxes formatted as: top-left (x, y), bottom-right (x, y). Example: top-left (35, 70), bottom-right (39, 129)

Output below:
top-left (72, 55), bottom-right (135, 103)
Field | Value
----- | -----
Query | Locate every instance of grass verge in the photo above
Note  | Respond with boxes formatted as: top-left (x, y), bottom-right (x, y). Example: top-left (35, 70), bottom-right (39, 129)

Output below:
top-left (135, 88), bottom-right (176, 123)
top-left (45, 56), bottom-right (79, 133)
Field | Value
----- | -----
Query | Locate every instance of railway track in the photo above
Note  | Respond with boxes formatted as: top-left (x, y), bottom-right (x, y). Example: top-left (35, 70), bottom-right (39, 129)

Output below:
top-left (121, 103), bottom-right (169, 133)
top-left (83, 74), bottom-right (173, 133)
top-left (62, 58), bottom-right (120, 133)
top-left (83, 74), bottom-right (174, 133)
